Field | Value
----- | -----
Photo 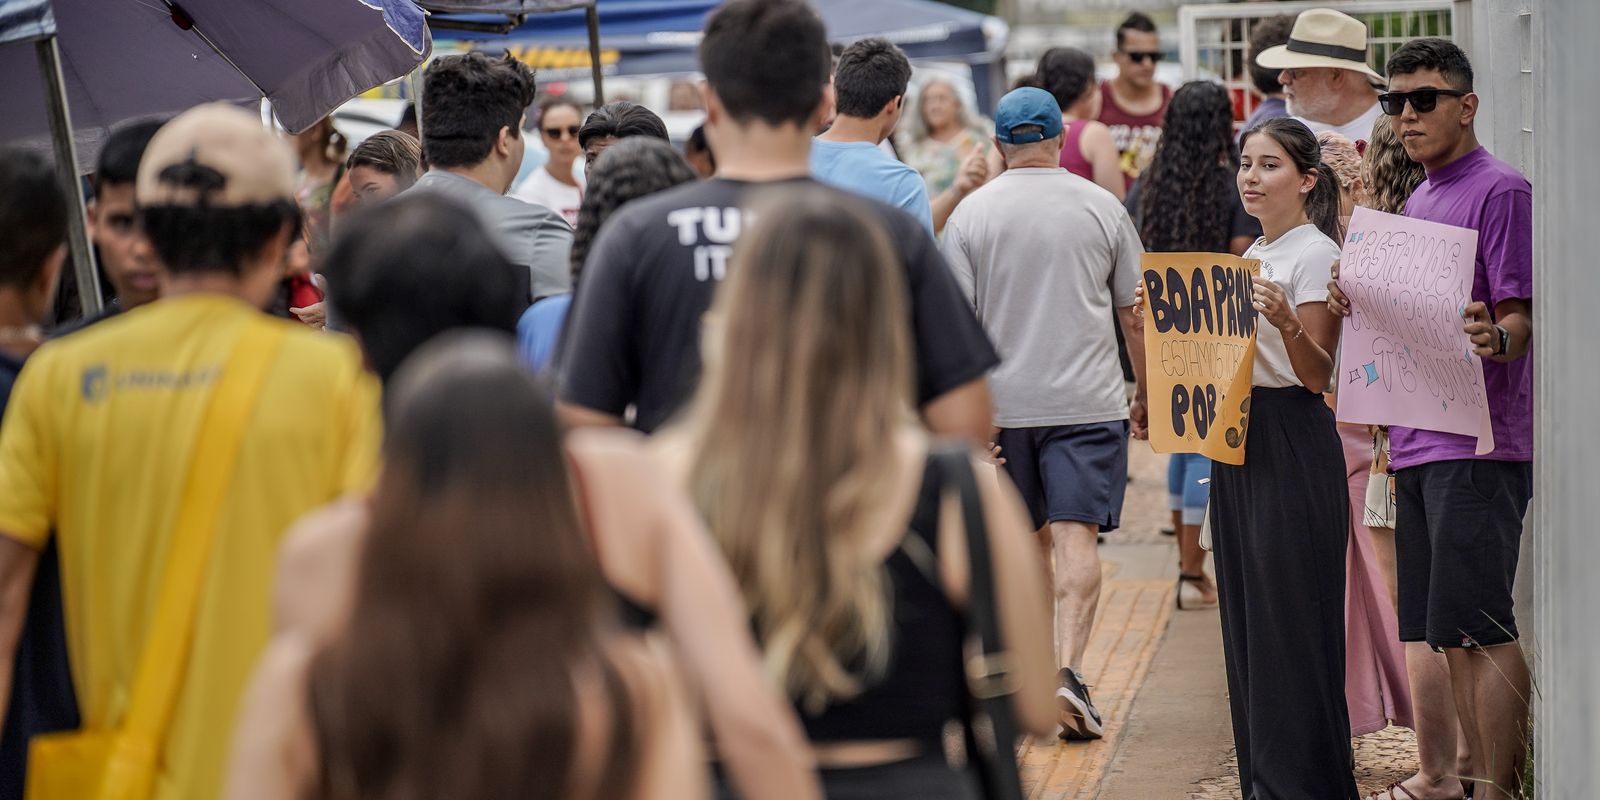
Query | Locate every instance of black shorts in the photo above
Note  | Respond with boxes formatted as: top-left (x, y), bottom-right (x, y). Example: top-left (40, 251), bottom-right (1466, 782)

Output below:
top-left (997, 421), bottom-right (1129, 532)
top-left (1395, 459), bottom-right (1533, 650)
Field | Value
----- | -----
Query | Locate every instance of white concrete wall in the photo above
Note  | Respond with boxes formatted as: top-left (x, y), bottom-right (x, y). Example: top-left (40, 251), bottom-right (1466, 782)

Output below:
top-left (1465, 0), bottom-right (1536, 173)
top-left (1534, 0), bottom-right (1599, 796)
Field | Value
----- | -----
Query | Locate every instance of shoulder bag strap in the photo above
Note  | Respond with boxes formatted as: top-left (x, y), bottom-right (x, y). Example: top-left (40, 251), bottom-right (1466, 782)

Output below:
top-left (933, 444), bottom-right (1024, 800)
top-left (121, 318), bottom-right (288, 743)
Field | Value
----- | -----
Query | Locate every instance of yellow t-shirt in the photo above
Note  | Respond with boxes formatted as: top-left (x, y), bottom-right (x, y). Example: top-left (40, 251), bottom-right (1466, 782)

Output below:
top-left (0, 295), bottom-right (380, 800)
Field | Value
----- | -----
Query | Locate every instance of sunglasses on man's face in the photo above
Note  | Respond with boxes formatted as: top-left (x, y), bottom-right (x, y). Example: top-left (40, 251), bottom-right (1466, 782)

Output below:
top-left (1378, 88), bottom-right (1467, 116)
top-left (1121, 50), bottom-right (1164, 64)
top-left (544, 125), bottom-right (580, 139)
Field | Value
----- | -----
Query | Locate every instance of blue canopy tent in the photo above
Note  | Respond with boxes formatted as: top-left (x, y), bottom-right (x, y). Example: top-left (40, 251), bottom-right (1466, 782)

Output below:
top-left (418, 1), bottom-right (608, 102)
top-left (440, 0), bottom-right (1008, 112)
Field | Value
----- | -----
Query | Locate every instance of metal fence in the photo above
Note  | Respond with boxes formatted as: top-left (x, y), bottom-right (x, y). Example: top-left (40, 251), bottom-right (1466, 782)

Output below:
top-left (1178, 0), bottom-right (1456, 127)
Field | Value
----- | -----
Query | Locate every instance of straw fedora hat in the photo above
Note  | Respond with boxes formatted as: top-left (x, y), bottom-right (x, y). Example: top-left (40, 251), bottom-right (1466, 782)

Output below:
top-left (1255, 8), bottom-right (1386, 84)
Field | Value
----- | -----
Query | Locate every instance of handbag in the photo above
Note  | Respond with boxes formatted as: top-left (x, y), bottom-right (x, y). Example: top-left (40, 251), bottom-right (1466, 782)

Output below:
top-left (26, 319), bottom-right (287, 800)
top-left (933, 446), bottom-right (1024, 800)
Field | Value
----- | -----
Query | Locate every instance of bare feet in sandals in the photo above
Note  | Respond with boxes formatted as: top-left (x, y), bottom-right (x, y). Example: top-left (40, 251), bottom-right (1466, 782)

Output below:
top-left (1368, 773), bottom-right (1472, 800)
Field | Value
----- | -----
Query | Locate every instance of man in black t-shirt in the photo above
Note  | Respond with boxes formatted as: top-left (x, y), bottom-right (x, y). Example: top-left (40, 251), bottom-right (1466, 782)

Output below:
top-left (557, 0), bottom-right (997, 439)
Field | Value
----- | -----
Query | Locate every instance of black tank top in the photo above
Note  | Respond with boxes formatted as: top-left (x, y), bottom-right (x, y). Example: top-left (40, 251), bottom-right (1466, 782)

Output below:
top-left (793, 456), bottom-right (966, 745)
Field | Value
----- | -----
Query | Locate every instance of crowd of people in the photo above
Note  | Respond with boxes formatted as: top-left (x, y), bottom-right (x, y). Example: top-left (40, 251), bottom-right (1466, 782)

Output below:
top-left (0, 1), bottom-right (1534, 799)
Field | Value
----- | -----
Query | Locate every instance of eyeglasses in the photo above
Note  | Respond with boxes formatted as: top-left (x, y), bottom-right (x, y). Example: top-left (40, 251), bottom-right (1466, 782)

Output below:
top-left (543, 125), bottom-right (580, 139)
top-left (1121, 51), bottom-right (1164, 64)
top-left (1377, 88), bottom-right (1467, 116)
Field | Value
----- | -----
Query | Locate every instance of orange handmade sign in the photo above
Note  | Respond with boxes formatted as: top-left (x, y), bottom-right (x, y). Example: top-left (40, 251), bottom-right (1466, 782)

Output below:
top-left (1141, 253), bottom-right (1261, 465)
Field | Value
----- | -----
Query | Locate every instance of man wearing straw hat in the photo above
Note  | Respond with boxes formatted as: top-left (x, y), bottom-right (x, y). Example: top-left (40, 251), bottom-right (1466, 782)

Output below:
top-left (1255, 8), bottom-right (1386, 142)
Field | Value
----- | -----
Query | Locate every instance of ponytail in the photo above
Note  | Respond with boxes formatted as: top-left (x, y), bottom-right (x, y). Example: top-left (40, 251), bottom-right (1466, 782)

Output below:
top-left (1306, 162), bottom-right (1343, 243)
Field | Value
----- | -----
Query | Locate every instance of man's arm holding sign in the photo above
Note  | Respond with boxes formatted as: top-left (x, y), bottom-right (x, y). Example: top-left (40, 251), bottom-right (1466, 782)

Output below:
top-left (1117, 306), bottom-right (1148, 440)
top-left (1463, 299), bottom-right (1531, 363)
top-left (1327, 262), bottom-right (1531, 364)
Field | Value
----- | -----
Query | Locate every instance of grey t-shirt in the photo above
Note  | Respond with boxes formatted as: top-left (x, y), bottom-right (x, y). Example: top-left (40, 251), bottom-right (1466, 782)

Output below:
top-left (941, 166), bottom-right (1144, 427)
top-left (409, 170), bottom-right (573, 301)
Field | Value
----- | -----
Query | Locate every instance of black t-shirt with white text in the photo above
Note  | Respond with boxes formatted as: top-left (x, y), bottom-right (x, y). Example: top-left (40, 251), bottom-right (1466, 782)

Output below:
top-left (558, 177), bottom-right (998, 433)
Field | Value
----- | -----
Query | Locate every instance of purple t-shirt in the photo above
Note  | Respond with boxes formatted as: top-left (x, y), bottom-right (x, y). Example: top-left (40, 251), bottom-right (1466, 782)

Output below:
top-left (1388, 147), bottom-right (1532, 470)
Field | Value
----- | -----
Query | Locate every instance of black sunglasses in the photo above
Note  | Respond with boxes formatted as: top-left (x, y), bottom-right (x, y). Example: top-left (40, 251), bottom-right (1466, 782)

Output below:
top-left (543, 124), bottom-right (580, 139)
top-left (1378, 88), bottom-right (1467, 116)
top-left (1121, 50), bottom-right (1164, 64)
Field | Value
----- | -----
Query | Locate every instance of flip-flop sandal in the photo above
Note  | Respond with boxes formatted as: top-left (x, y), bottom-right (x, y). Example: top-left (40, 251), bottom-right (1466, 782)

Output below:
top-left (1368, 783), bottom-right (1421, 800)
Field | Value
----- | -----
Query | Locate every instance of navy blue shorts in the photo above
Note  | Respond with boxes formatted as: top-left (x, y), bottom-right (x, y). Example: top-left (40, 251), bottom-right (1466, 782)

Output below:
top-left (998, 421), bottom-right (1130, 532)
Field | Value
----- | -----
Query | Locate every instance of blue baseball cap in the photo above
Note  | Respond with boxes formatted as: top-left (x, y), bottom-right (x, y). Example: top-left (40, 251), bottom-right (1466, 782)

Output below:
top-left (994, 87), bottom-right (1063, 144)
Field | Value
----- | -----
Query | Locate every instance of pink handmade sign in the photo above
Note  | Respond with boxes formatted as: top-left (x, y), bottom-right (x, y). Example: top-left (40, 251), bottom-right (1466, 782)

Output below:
top-left (1334, 207), bottom-right (1494, 454)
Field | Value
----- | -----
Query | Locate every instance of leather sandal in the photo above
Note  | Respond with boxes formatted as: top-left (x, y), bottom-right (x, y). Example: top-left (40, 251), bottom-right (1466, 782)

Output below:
top-left (1368, 782), bottom-right (1422, 800)
top-left (1175, 573), bottom-right (1218, 610)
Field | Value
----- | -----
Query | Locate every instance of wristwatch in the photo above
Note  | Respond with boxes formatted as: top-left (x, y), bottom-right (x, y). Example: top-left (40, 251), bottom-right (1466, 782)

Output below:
top-left (1492, 324), bottom-right (1510, 356)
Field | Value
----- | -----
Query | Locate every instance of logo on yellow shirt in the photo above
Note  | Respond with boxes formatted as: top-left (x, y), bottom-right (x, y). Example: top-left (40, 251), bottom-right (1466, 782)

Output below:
top-left (81, 366), bottom-right (107, 404)
top-left (79, 364), bottom-right (223, 404)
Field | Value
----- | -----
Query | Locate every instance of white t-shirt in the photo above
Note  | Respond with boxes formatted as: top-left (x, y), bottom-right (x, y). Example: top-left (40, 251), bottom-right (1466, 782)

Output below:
top-left (512, 166), bottom-right (583, 227)
top-left (1243, 223), bottom-right (1340, 389)
top-left (1295, 101), bottom-right (1384, 144)
top-left (941, 167), bottom-right (1144, 427)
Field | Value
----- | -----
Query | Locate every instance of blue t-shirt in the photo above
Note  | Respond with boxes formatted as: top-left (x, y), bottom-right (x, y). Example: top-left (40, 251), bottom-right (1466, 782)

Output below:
top-left (810, 139), bottom-right (934, 237)
top-left (518, 293), bottom-right (572, 372)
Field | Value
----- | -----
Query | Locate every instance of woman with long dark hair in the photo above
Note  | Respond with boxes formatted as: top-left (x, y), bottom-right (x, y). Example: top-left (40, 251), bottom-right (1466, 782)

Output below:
top-left (658, 186), bottom-right (1056, 798)
top-left (1127, 81), bottom-right (1262, 611)
top-left (224, 335), bottom-right (706, 800)
top-left (1144, 117), bottom-right (1354, 798)
top-left (225, 198), bottom-right (820, 800)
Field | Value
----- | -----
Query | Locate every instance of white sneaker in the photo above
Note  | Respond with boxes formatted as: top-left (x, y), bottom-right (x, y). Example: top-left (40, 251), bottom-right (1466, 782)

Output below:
top-left (1056, 668), bottom-right (1104, 741)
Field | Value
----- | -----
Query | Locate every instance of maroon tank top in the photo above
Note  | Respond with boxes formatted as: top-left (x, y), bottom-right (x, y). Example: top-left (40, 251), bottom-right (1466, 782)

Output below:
top-left (1058, 118), bottom-right (1094, 181)
top-left (1097, 81), bottom-right (1172, 191)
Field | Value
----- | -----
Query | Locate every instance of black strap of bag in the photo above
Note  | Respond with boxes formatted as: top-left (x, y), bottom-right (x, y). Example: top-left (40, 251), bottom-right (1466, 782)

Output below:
top-left (933, 445), bottom-right (1025, 800)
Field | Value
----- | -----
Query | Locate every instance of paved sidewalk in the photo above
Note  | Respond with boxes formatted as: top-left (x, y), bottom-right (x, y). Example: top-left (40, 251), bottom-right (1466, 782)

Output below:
top-left (1019, 578), bottom-right (1174, 798)
top-left (1025, 443), bottom-right (1424, 799)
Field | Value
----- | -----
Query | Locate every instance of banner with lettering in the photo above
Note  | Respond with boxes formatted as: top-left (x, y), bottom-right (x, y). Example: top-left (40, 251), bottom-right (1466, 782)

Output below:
top-left (1333, 207), bottom-right (1494, 454)
top-left (1141, 253), bottom-right (1261, 466)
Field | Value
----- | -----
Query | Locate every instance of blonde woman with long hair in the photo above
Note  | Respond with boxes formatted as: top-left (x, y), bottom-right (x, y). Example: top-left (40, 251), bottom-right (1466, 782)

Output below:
top-left (656, 186), bottom-right (1055, 799)
top-left (1318, 130), bottom-right (1416, 741)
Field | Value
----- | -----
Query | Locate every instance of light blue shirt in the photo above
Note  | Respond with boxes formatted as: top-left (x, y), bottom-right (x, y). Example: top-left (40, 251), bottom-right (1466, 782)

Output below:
top-left (517, 293), bottom-right (572, 372)
top-left (810, 139), bottom-right (934, 237)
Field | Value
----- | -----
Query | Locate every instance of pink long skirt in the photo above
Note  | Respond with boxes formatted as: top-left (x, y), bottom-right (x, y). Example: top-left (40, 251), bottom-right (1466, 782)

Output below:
top-left (1340, 424), bottom-right (1414, 735)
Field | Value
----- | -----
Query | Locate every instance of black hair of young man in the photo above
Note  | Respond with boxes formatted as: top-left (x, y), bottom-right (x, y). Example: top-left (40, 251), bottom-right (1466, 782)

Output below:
top-left (831, 38), bottom-right (913, 120)
top-left (139, 200), bottom-right (299, 279)
top-left (698, 0), bottom-right (831, 127)
top-left (577, 101), bottom-right (669, 151)
top-left (94, 120), bottom-right (166, 190)
top-left (687, 124), bottom-right (712, 156)
top-left (1386, 37), bottom-right (1475, 92)
top-left (321, 192), bottom-right (523, 384)
top-left (420, 53), bottom-right (539, 168)
top-left (0, 149), bottom-right (67, 290)
top-left (1116, 12), bottom-right (1158, 49)
top-left (1247, 15), bottom-right (1296, 96)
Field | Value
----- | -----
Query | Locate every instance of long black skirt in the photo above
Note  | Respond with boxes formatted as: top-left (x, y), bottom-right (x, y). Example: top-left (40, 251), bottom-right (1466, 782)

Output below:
top-left (1210, 386), bottom-right (1357, 800)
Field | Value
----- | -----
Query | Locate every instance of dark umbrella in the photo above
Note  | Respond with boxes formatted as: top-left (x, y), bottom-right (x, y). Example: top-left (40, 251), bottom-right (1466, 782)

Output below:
top-left (0, 0), bottom-right (432, 314)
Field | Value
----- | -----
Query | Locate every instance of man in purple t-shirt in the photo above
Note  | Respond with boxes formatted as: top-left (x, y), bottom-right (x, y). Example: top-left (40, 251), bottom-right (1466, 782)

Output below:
top-left (1334, 39), bottom-right (1533, 800)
